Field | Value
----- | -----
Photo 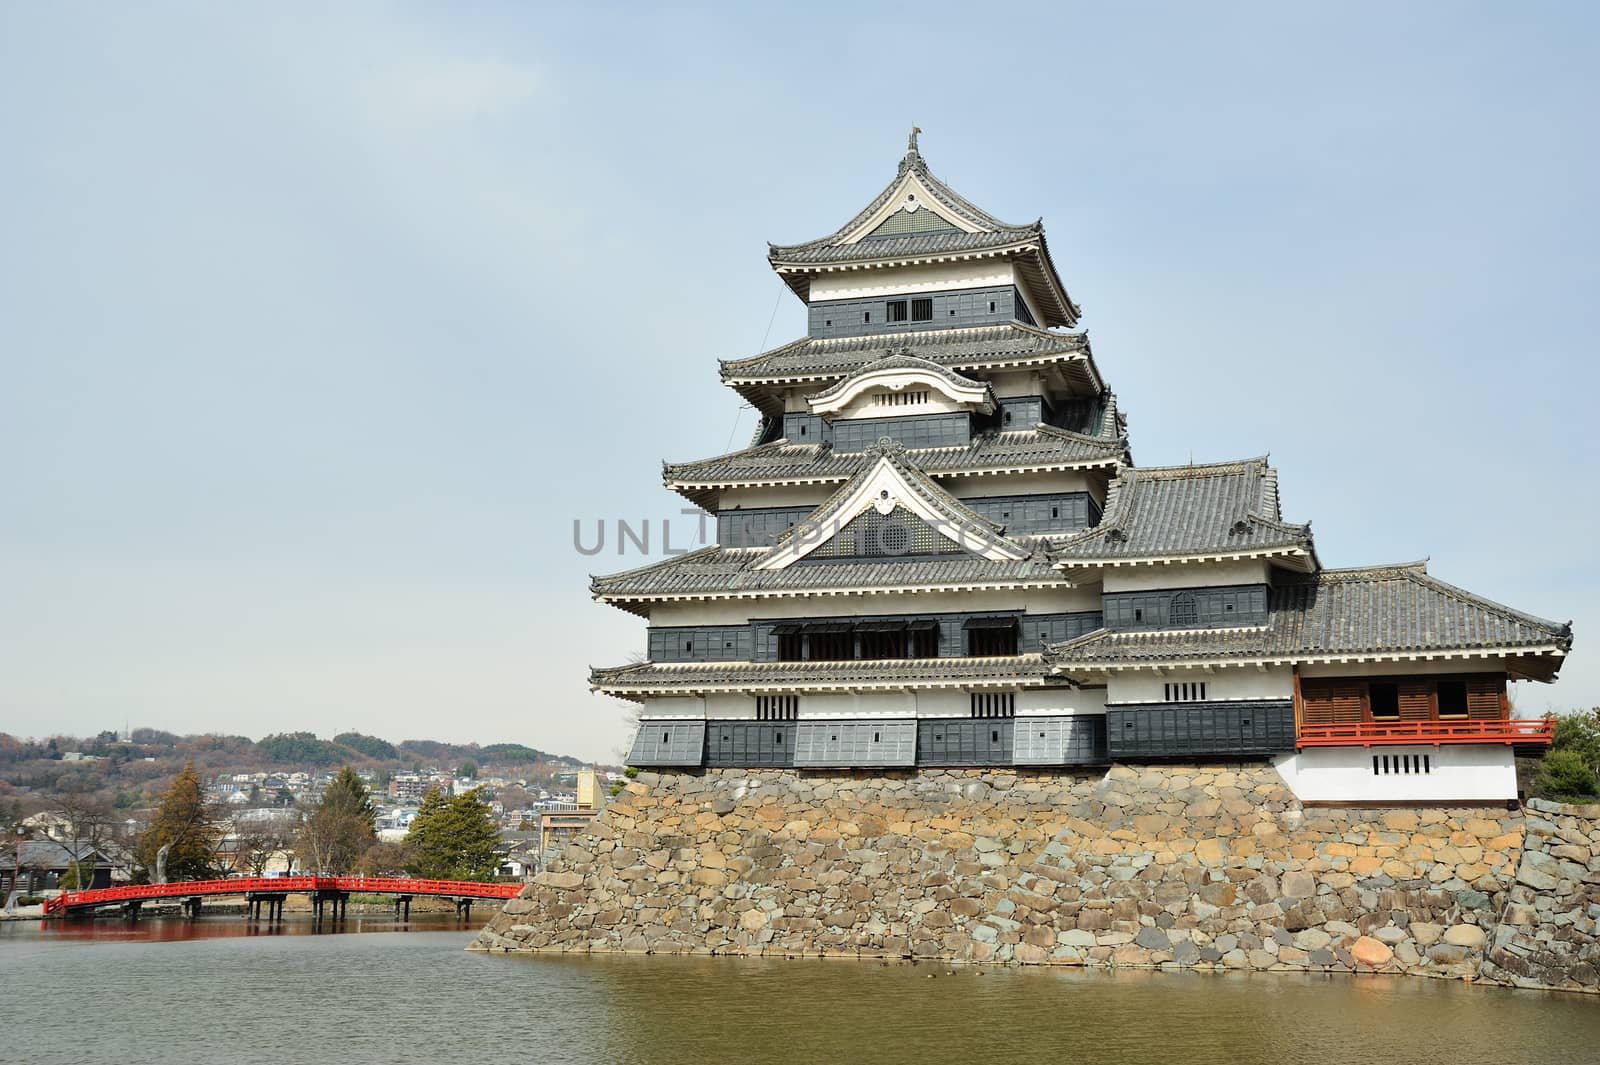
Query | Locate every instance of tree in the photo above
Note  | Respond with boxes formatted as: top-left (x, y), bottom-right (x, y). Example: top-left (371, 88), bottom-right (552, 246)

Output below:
top-left (295, 767), bottom-right (376, 873)
top-left (456, 761), bottom-right (478, 780)
top-left (1539, 749), bottom-right (1599, 799)
top-left (52, 788), bottom-right (115, 889)
top-left (1551, 710), bottom-right (1600, 775)
top-left (136, 762), bottom-right (220, 883)
top-left (405, 786), bottom-right (500, 881)
top-left (356, 840), bottom-right (413, 876)
top-left (234, 812), bottom-right (298, 875)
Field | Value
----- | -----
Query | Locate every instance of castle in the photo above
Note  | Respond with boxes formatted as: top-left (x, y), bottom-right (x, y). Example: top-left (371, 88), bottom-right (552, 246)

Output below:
top-left (590, 131), bottom-right (1572, 804)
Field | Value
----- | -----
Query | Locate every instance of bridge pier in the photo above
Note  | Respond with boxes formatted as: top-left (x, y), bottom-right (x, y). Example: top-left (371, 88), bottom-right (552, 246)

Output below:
top-left (455, 898), bottom-right (473, 922)
top-left (312, 890), bottom-right (349, 926)
top-left (183, 897), bottom-right (202, 920)
top-left (394, 895), bottom-right (411, 922)
top-left (122, 900), bottom-right (142, 921)
top-left (246, 893), bottom-right (286, 922)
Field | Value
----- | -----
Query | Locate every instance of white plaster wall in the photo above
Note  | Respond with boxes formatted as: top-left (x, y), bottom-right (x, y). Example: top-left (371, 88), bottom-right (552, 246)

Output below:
top-left (1274, 745), bottom-right (1517, 803)
top-left (829, 389), bottom-right (967, 420)
top-left (1109, 666), bottom-right (1292, 704)
top-left (716, 485), bottom-right (833, 510)
top-left (809, 261), bottom-right (1017, 301)
top-left (987, 371), bottom-right (1047, 399)
top-left (648, 586), bottom-right (1098, 627)
top-left (1102, 559), bottom-right (1272, 592)
top-left (909, 690), bottom-right (971, 718)
top-left (1018, 688), bottom-right (1107, 716)
top-left (640, 696), bottom-right (705, 719)
top-left (942, 471), bottom-right (1098, 499)
top-left (702, 693), bottom-right (751, 719)
top-left (799, 691), bottom-right (916, 718)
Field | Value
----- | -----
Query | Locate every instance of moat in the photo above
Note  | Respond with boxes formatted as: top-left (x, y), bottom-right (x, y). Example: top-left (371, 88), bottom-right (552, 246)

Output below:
top-left (3, 917), bottom-right (1598, 1065)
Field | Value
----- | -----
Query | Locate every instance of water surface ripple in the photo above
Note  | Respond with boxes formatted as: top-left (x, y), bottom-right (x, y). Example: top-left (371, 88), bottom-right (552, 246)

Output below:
top-left (3, 918), bottom-right (1594, 1065)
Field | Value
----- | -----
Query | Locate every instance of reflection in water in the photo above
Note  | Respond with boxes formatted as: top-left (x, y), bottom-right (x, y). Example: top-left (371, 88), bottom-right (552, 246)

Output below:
top-left (2, 921), bottom-right (1597, 1065)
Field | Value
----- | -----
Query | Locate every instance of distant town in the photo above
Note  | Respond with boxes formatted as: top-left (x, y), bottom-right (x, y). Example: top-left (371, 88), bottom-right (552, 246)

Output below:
top-left (0, 727), bottom-right (622, 900)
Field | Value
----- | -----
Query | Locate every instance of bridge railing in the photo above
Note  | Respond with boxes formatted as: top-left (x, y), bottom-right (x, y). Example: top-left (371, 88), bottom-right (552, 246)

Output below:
top-left (43, 875), bottom-right (521, 916)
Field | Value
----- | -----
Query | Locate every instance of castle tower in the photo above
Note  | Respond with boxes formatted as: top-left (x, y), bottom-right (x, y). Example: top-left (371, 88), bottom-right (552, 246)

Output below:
top-left (590, 134), bottom-right (1572, 803)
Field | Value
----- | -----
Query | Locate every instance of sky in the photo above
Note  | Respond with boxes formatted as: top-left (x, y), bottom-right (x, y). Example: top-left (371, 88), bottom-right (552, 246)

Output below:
top-left (2, 3), bottom-right (1597, 764)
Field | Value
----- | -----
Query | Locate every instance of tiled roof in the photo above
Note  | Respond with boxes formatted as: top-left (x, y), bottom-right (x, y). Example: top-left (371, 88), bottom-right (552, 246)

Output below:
top-left (1046, 563), bottom-right (1574, 677)
top-left (771, 226), bottom-right (1045, 265)
top-left (1052, 457), bottom-right (1314, 567)
top-left (764, 140), bottom-right (1079, 327)
top-left (591, 654), bottom-right (1054, 698)
top-left (721, 322), bottom-right (1093, 387)
top-left (663, 426), bottom-right (1127, 507)
top-left (591, 546), bottom-right (1059, 614)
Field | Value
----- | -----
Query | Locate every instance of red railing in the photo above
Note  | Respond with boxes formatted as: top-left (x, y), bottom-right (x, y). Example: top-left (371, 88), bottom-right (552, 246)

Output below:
top-left (1297, 717), bottom-right (1556, 748)
top-left (42, 875), bottom-right (521, 917)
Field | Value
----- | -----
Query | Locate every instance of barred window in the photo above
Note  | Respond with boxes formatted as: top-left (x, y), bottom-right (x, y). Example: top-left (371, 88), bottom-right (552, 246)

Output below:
top-left (911, 297), bottom-right (933, 321)
top-left (1163, 682), bottom-right (1207, 702)
top-left (886, 299), bottom-right (909, 322)
top-left (1170, 592), bottom-right (1197, 627)
top-left (756, 695), bottom-right (799, 720)
top-left (971, 692), bottom-right (1015, 718)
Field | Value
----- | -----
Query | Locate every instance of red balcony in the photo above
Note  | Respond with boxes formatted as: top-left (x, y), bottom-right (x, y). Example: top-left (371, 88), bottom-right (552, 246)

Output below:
top-left (1297, 717), bottom-right (1555, 747)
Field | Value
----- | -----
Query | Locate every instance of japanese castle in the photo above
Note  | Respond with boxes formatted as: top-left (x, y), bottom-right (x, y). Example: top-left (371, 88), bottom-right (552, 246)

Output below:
top-left (595, 131), bottom-right (1573, 804)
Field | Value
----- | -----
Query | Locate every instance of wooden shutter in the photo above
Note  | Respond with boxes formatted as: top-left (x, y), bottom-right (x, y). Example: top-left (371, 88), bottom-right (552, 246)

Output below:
top-left (1301, 680), bottom-right (1365, 724)
top-left (1466, 676), bottom-right (1505, 720)
top-left (1398, 681), bottom-right (1432, 721)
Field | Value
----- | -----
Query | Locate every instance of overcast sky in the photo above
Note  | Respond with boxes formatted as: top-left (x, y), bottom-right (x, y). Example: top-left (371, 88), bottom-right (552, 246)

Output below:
top-left (3, 3), bottom-right (1596, 763)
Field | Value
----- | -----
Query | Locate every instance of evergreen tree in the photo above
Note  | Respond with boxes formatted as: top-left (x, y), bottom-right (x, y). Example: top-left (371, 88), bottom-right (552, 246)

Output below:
top-left (137, 762), bottom-right (219, 882)
top-left (296, 766), bottom-right (377, 873)
top-left (404, 786), bottom-right (500, 881)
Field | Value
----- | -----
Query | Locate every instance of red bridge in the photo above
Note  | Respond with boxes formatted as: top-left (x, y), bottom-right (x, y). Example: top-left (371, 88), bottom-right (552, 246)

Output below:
top-left (42, 875), bottom-right (522, 923)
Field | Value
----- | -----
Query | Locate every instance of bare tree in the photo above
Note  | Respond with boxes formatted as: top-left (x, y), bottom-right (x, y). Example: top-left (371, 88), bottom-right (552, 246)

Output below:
top-left (52, 788), bottom-right (115, 888)
top-left (234, 812), bottom-right (298, 876)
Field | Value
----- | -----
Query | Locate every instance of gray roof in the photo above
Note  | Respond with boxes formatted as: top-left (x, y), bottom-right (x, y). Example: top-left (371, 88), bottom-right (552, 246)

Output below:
top-left (721, 323), bottom-right (1098, 406)
top-left (592, 654), bottom-right (1054, 699)
top-left (1046, 563), bottom-right (1574, 679)
top-left (1052, 457), bottom-right (1314, 567)
top-left (592, 547), bottom-right (1059, 614)
top-left (15, 840), bottom-right (110, 868)
top-left (664, 425), bottom-right (1127, 508)
top-left (804, 354), bottom-right (994, 411)
top-left (765, 140), bottom-right (1079, 327)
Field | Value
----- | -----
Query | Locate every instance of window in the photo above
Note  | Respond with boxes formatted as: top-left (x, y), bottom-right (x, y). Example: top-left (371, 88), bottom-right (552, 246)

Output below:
top-left (1163, 682), bottom-right (1207, 702)
top-left (988, 300), bottom-right (996, 314)
top-left (777, 631), bottom-right (803, 661)
top-left (863, 311), bottom-right (871, 323)
top-left (808, 630), bottom-right (853, 660)
top-left (886, 299), bottom-right (908, 323)
top-left (911, 298), bottom-right (933, 321)
top-left (756, 695), bottom-right (798, 720)
top-left (971, 693), bottom-right (1015, 718)
top-left (1437, 680), bottom-right (1468, 718)
top-left (967, 622), bottom-right (1018, 656)
top-left (1373, 754), bottom-right (1430, 776)
top-left (1370, 682), bottom-right (1400, 720)
top-left (1169, 592), bottom-right (1197, 627)
top-left (873, 390), bottom-right (929, 407)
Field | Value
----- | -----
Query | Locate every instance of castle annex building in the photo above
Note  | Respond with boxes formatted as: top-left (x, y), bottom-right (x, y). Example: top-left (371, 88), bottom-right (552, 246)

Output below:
top-left (593, 132), bottom-right (1573, 804)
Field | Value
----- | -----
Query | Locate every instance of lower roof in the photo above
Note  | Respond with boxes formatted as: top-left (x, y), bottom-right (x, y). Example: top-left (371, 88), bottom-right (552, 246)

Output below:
top-left (665, 426), bottom-right (1126, 508)
top-left (1046, 562), bottom-right (1573, 681)
top-left (591, 654), bottom-right (1054, 700)
top-left (592, 546), bottom-right (1061, 615)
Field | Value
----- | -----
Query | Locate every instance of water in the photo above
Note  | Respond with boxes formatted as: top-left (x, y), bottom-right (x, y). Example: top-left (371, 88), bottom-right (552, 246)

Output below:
top-left (3, 917), bottom-right (1597, 1065)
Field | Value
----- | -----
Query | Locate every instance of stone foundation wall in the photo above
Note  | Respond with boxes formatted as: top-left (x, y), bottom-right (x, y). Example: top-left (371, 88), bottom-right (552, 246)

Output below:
top-left (472, 766), bottom-right (1600, 993)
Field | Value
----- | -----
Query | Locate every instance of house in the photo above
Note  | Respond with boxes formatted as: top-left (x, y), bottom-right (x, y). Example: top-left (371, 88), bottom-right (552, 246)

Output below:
top-left (2, 840), bottom-right (114, 893)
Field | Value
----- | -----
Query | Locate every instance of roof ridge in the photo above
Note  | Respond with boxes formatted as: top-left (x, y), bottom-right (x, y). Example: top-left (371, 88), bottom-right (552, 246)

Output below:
top-left (766, 144), bottom-right (1032, 255)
